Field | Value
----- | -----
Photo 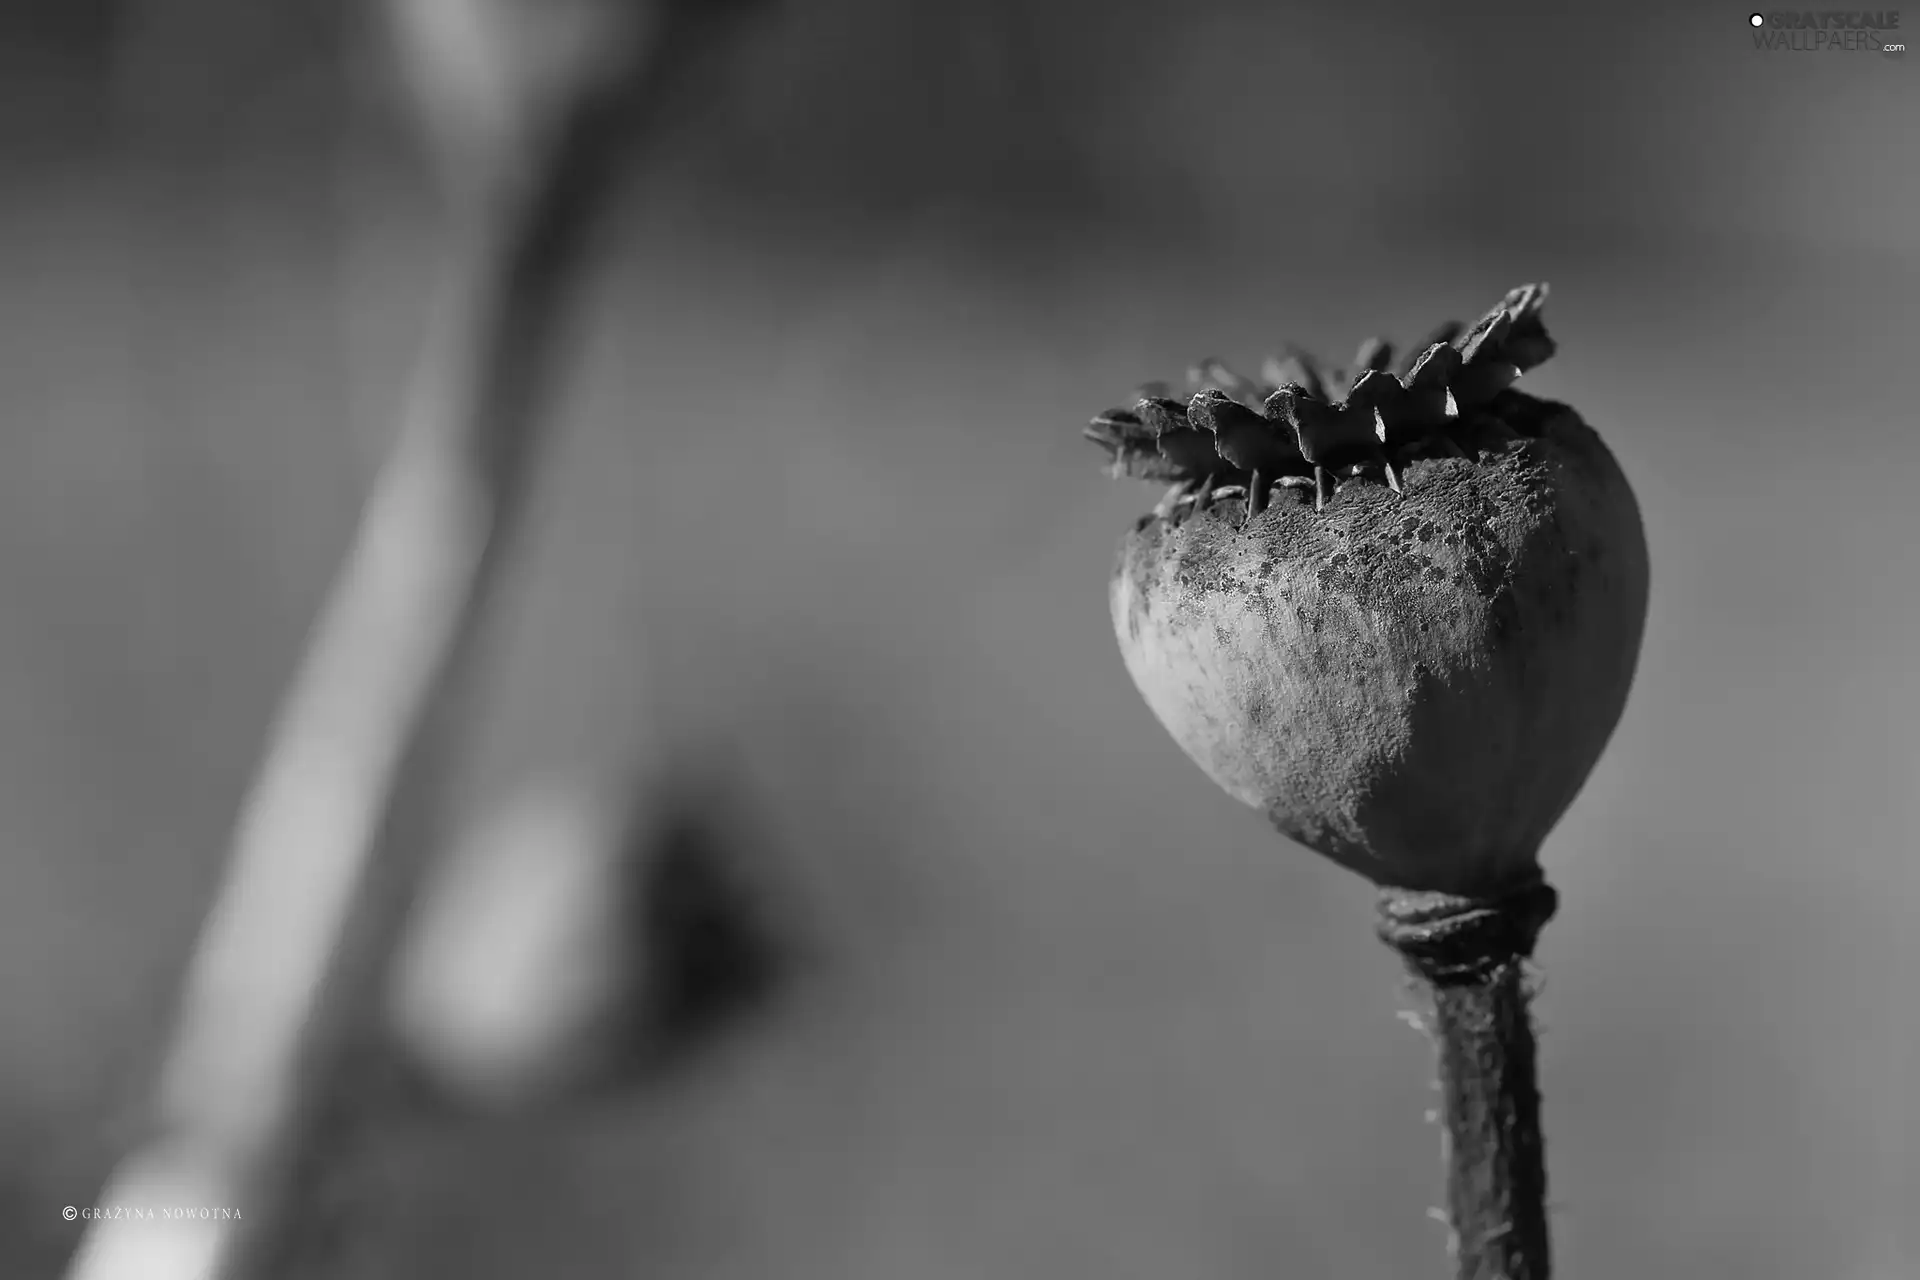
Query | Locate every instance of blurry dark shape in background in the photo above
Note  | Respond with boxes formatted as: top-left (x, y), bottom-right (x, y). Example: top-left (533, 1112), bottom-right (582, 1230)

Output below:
top-left (635, 778), bottom-right (791, 1070)
top-left (388, 767), bottom-right (795, 1113)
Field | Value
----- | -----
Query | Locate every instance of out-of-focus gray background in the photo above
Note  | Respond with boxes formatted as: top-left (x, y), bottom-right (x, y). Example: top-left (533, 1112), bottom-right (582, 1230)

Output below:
top-left (4, 1), bottom-right (1915, 1276)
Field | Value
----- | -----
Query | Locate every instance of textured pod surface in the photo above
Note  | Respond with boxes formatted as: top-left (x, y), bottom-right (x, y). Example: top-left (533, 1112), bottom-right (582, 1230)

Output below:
top-left (1108, 391), bottom-right (1647, 895)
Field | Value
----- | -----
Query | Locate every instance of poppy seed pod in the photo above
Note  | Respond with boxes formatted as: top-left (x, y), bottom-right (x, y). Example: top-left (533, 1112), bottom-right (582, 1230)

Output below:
top-left (1086, 286), bottom-right (1648, 896)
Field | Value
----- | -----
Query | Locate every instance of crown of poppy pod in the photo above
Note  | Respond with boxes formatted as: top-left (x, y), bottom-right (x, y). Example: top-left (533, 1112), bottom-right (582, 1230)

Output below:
top-left (1086, 285), bottom-right (1648, 896)
top-left (1084, 284), bottom-right (1553, 515)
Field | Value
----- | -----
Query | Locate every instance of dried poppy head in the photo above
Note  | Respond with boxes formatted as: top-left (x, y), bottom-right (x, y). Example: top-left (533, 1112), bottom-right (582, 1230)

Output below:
top-left (1085, 285), bottom-right (1649, 896)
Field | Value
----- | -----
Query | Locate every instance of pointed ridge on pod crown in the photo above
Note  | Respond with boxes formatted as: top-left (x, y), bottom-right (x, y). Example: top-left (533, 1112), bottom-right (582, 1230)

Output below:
top-left (1083, 285), bottom-right (1558, 509)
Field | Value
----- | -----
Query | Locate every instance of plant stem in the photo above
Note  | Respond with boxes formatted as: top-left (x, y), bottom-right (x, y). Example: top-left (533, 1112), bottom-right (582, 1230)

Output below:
top-left (64, 5), bottom-right (702, 1276)
top-left (1376, 881), bottom-right (1559, 1280)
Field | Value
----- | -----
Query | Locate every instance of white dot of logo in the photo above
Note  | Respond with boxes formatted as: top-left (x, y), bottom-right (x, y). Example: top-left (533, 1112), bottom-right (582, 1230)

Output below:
top-left (1749, 12), bottom-right (1765, 26)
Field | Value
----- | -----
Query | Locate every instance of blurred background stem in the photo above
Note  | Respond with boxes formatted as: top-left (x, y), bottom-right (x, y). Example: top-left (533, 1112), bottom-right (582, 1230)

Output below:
top-left (63, 3), bottom-right (711, 1275)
